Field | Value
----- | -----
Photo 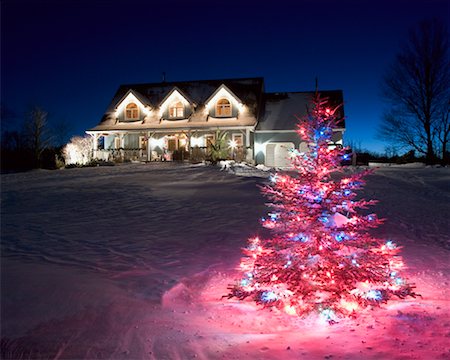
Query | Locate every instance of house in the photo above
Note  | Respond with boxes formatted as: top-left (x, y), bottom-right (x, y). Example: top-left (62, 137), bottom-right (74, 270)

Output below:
top-left (86, 77), bottom-right (345, 167)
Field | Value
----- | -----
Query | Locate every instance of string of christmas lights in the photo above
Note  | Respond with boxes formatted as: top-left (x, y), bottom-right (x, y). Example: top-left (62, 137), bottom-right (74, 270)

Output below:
top-left (226, 93), bottom-right (418, 323)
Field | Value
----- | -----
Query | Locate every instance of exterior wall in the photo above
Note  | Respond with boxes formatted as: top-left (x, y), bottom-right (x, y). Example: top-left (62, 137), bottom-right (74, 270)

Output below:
top-left (331, 130), bottom-right (344, 145)
top-left (254, 132), bottom-right (300, 145)
top-left (254, 132), bottom-right (300, 165)
top-left (254, 130), bottom-right (345, 165)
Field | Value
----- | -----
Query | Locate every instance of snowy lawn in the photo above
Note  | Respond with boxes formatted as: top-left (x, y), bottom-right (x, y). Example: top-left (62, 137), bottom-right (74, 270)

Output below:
top-left (1, 163), bottom-right (449, 359)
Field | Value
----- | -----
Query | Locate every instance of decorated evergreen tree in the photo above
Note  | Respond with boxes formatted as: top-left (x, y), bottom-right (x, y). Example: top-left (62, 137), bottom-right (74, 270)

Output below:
top-left (227, 93), bottom-right (417, 322)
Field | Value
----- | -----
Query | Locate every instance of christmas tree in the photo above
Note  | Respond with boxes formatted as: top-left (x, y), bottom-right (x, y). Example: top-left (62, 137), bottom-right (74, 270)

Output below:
top-left (226, 93), bottom-right (417, 322)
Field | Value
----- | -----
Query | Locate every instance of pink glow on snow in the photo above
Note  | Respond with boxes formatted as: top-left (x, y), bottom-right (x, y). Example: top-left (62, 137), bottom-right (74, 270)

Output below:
top-left (284, 305), bottom-right (297, 316)
top-left (1, 163), bottom-right (449, 359)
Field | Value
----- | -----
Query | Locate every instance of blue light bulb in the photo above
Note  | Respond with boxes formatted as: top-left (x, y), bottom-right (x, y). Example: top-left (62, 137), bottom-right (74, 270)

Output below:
top-left (366, 290), bottom-right (383, 301)
top-left (261, 291), bottom-right (278, 302)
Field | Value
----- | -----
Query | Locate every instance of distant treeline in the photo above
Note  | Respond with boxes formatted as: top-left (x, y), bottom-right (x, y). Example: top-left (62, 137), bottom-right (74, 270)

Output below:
top-left (1, 106), bottom-right (67, 173)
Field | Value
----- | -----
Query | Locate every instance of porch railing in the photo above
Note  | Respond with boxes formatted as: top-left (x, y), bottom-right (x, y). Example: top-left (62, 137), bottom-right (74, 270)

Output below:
top-left (94, 146), bottom-right (248, 163)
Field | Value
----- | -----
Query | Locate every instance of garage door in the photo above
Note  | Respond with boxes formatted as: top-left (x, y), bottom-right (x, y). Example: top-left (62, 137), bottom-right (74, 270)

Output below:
top-left (265, 142), bottom-right (294, 168)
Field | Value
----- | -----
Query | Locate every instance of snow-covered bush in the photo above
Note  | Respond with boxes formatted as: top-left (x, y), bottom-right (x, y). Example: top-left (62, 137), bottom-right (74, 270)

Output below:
top-left (63, 135), bottom-right (93, 166)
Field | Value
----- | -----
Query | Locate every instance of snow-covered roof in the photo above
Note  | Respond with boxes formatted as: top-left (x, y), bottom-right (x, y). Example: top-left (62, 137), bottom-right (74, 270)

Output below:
top-left (102, 77), bottom-right (264, 116)
top-left (90, 79), bottom-right (344, 133)
top-left (114, 89), bottom-right (153, 110)
top-left (257, 90), bottom-right (345, 131)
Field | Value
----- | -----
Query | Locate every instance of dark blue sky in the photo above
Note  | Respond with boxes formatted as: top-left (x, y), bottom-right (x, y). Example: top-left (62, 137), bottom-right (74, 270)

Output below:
top-left (2, 0), bottom-right (448, 152)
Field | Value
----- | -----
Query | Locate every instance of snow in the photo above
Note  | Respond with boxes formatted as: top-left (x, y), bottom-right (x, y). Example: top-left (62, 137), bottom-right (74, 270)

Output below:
top-left (1, 163), bottom-right (449, 359)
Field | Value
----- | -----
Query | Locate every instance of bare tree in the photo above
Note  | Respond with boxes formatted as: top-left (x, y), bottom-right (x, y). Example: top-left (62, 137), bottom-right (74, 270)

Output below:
top-left (23, 106), bottom-right (54, 166)
top-left (436, 103), bottom-right (450, 163)
top-left (379, 18), bottom-right (450, 164)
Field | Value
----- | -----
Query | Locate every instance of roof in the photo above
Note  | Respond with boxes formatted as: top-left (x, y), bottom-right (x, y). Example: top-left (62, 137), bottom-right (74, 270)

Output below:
top-left (89, 79), bottom-right (345, 133)
top-left (256, 90), bottom-right (345, 131)
top-left (104, 77), bottom-right (264, 113)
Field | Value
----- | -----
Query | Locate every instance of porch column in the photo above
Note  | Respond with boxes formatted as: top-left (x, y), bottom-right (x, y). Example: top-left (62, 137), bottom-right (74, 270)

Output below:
top-left (187, 131), bottom-right (192, 160)
top-left (119, 133), bottom-right (125, 148)
top-left (147, 132), bottom-right (151, 161)
top-left (245, 128), bottom-right (252, 162)
top-left (120, 133), bottom-right (125, 160)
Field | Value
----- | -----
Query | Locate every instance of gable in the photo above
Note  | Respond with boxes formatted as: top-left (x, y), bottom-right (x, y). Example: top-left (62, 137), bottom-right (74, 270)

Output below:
top-left (115, 90), bottom-right (151, 118)
top-left (204, 84), bottom-right (244, 113)
top-left (159, 87), bottom-right (193, 108)
top-left (158, 87), bottom-right (193, 117)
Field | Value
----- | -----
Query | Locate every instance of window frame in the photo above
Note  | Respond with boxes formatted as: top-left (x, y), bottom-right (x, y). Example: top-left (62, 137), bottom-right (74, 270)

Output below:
top-left (168, 101), bottom-right (185, 119)
top-left (125, 103), bottom-right (140, 120)
top-left (215, 98), bottom-right (232, 117)
top-left (232, 133), bottom-right (244, 147)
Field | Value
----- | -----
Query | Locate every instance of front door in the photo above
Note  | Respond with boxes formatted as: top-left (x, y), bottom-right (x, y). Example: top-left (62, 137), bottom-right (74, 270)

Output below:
top-left (167, 138), bottom-right (177, 152)
top-left (166, 135), bottom-right (189, 161)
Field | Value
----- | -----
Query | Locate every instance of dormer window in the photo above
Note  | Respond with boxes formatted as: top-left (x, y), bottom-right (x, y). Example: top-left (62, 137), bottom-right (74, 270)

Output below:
top-left (169, 101), bottom-right (184, 118)
top-left (216, 98), bottom-right (231, 117)
top-left (125, 103), bottom-right (139, 120)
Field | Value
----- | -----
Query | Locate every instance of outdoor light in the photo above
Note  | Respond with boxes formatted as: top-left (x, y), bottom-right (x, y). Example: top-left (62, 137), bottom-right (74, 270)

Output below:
top-left (229, 139), bottom-right (238, 149)
top-left (191, 137), bottom-right (203, 147)
top-left (254, 142), bottom-right (266, 154)
top-left (149, 137), bottom-right (165, 148)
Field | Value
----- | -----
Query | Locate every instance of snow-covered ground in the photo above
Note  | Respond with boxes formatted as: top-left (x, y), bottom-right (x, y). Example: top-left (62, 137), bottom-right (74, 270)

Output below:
top-left (1, 163), bottom-right (449, 359)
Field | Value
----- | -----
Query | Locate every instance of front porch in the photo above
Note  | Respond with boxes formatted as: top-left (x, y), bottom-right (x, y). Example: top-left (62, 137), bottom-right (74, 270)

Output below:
top-left (89, 130), bottom-right (252, 163)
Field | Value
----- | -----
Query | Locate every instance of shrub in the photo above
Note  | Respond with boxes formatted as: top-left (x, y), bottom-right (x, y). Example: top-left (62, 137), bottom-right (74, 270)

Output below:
top-left (63, 136), bottom-right (93, 166)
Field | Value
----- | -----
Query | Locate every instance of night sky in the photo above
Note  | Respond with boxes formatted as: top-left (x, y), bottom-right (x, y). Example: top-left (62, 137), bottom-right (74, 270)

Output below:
top-left (2, 0), bottom-right (448, 153)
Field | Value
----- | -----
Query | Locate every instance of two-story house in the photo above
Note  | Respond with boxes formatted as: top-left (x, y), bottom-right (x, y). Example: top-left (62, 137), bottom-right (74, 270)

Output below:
top-left (86, 77), bottom-right (345, 167)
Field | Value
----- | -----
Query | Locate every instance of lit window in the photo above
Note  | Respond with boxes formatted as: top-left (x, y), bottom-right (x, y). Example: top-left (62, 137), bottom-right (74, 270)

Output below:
top-left (125, 103), bottom-right (139, 120)
top-left (169, 101), bottom-right (184, 118)
top-left (216, 98), bottom-right (232, 117)
top-left (232, 134), bottom-right (244, 147)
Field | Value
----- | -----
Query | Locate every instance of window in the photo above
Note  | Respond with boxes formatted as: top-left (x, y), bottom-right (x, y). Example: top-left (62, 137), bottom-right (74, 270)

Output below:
top-left (232, 134), bottom-right (244, 147)
top-left (169, 101), bottom-right (184, 118)
top-left (97, 136), bottom-right (105, 150)
top-left (125, 103), bottom-right (139, 120)
top-left (215, 98), bottom-right (232, 117)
